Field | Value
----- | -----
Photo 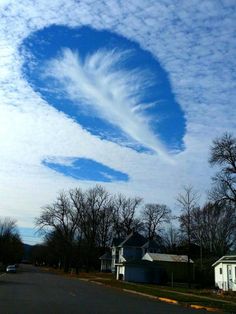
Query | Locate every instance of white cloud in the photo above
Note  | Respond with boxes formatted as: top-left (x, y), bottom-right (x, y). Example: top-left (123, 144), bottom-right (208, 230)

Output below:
top-left (0, 0), bottom-right (235, 233)
top-left (44, 48), bottom-right (171, 161)
top-left (0, 0), bottom-right (11, 7)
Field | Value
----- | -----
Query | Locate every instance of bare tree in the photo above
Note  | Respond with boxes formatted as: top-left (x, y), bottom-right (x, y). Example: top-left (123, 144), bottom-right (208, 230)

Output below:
top-left (98, 203), bottom-right (114, 249)
top-left (162, 223), bottom-right (180, 252)
top-left (177, 185), bottom-right (199, 287)
top-left (190, 207), bottom-right (204, 270)
top-left (142, 203), bottom-right (171, 239)
top-left (36, 185), bottom-right (116, 271)
top-left (0, 217), bottom-right (23, 265)
top-left (0, 217), bottom-right (18, 237)
top-left (81, 185), bottom-right (112, 248)
top-left (209, 133), bottom-right (236, 207)
top-left (35, 192), bottom-right (80, 272)
top-left (200, 202), bottom-right (236, 256)
top-left (112, 194), bottom-right (142, 237)
top-left (70, 185), bottom-right (115, 270)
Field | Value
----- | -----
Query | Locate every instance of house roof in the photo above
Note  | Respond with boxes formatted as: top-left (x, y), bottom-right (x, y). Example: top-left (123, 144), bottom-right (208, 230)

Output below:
top-left (99, 252), bottom-right (112, 260)
top-left (212, 255), bottom-right (236, 267)
top-left (119, 232), bottom-right (147, 247)
top-left (112, 237), bottom-right (124, 246)
top-left (112, 232), bottom-right (162, 249)
top-left (143, 253), bottom-right (194, 263)
top-left (142, 239), bottom-right (161, 250)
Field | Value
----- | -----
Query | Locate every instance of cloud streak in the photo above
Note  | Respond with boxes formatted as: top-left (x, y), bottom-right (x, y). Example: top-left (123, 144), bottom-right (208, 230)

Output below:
top-left (45, 48), bottom-right (172, 161)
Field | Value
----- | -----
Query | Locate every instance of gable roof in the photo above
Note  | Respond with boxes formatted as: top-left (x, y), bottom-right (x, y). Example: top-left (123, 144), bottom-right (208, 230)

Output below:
top-left (143, 253), bottom-right (194, 263)
top-left (112, 237), bottom-right (124, 246)
top-left (142, 239), bottom-right (161, 250)
top-left (212, 255), bottom-right (236, 267)
top-left (112, 232), bottom-right (162, 249)
top-left (119, 232), bottom-right (146, 247)
top-left (99, 252), bottom-right (112, 260)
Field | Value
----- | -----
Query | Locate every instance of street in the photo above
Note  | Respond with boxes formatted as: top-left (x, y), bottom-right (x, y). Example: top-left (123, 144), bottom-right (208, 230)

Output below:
top-left (0, 264), bottom-right (207, 314)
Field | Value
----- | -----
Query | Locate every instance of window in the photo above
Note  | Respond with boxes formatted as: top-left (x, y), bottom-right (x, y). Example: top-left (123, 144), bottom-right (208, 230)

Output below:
top-left (219, 268), bottom-right (222, 275)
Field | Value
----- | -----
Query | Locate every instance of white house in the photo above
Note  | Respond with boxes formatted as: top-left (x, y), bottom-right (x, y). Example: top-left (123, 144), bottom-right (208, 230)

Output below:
top-left (99, 252), bottom-right (112, 272)
top-left (212, 255), bottom-right (236, 291)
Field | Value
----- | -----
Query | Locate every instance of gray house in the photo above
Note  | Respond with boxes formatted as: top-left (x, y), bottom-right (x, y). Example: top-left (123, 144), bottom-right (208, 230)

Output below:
top-left (111, 232), bottom-right (161, 279)
top-left (119, 252), bottom-right (194, 284)
top-left (100, 232), bottom-right (193, 284)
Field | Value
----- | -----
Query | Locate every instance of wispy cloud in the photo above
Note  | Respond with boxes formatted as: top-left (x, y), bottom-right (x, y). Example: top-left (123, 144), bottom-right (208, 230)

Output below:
top-left (0, 0), bottom-right (235, 230)
top-left (44, 48), bottom-right (171, 161)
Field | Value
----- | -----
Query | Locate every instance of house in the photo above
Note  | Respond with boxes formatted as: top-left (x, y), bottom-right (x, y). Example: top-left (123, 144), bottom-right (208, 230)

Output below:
top-left (116, 251), bottom-right (194, 284)
top-left (111, 232), bottom-right (161, 280)
top-left (99, 252), bottom-right (112, 272)
top-left (100, 232), bottom-right (194, 284)
top-left (111, 237), bottom-right (125, 273)
top-left (142, 253), bottom-right (194, 283)
top-left (212, 255), bottom-right (236, 291)
top-left (121, 259), bottom-right (166, 284)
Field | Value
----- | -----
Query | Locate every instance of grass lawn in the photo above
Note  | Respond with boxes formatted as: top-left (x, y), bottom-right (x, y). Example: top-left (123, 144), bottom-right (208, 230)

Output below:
top-left (90, 278), bottom-right (236, 313)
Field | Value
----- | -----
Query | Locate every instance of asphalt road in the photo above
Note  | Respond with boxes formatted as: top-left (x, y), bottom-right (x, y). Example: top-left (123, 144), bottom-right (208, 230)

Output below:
top-left (0, 264), bottom-right (207, 314)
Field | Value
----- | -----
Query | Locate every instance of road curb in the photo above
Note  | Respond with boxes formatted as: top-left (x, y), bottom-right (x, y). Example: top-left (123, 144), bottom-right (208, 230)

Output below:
top-left (158, 297), bottom-right (178, 304)
top-left (122, 291), bottom-right (179, 305)
top-left (123, 289), bottom-right (158, 300)
top-left (120, 287), bottom-right (222, 312)
top-left (90, 280), bottom-right (103, 285)
top-left (190, 304), bottom-right (222, 312)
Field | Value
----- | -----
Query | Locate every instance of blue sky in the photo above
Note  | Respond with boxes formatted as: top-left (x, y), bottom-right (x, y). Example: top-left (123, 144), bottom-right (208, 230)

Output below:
top-left (21, 25), bottom-right (186, 154)
top-left (0, 0), bottom-right (235, 244)
top-left (42, 157), bottom-right (129, 182)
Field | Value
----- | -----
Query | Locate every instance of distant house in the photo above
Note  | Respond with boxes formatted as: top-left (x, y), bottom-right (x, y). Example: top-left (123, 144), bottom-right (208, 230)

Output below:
top-left (212, 255), bottom-right (236, 291)
top-left (99, 252), bottom-right (112, 272)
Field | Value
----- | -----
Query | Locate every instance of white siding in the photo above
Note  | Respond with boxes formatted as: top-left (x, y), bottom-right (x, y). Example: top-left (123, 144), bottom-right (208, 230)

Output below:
top-left (119, 248), bottom-right (123, 263)
top-left (214, 263), bottom-right (236, 291)
top-left (111, 247), bottom-right (116, 272)
top-left (116, 265), bottom-right (125, 280)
